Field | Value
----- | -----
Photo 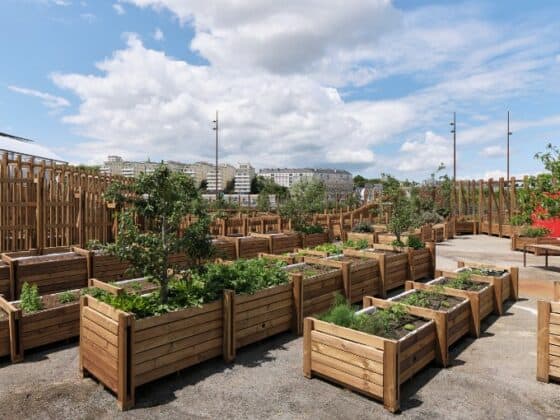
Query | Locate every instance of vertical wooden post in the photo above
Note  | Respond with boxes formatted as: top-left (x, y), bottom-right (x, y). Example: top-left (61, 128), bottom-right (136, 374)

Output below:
top-left (509, 267), bottom-right (519, 300)
top-left (35, 169), bottom-right (45, 251)
top-left (498, 177), bottom-right (504, 237)
top-left (487, 178), bottom-right (493, 235)
top-left (379, 254), bottom-right (387, 298)
top-left (292, 274), bottom-right (304, 335)
top-left (554, 280), bottom-right (560, 302)
top-left (223, 289), bottom-right (235, 363)
top-left (78, 187), bottom-right (86, 248)
top-left (427, 241), bottom-right (436, 278)
top-left (341, 261), bottom-right (352, 302)
top-left (383, 340), bottom-right (399, 413)
top-left (536, 300), bottom-right (550, 382)
top-left (435, 312), bottom-right (448, 367)
top-left (303, 318), bottom-right (313, 378)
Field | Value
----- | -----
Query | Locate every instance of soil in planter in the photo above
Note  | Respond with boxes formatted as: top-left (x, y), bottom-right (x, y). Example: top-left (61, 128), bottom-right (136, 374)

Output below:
top-left (329, 255), bottom-right (370, 263)
top-left (285, 263), bottom-right (338, 278)
top-left (464, 267), bottom-right (507, 277)
top-left (16, 291), bottom-right (81, 315)
top-left (119, 280), bottom-right (158, 294)
top-left (16, 253), bottom-right (82, 265)
top-left (319, 296), bottom-right (427, 340)
top-left (437, 278), bottom-right (486, 292)
top-left (393, 290), bottom-right (464, 311)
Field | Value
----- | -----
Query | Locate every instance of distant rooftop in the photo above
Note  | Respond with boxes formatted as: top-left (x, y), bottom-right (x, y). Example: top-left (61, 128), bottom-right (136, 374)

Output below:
top-left (259, 168), bottom-right (351, 175)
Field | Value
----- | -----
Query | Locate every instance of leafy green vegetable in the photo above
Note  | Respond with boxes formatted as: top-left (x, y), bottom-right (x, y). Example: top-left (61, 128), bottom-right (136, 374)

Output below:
top-left (58, 290), bottom-right (78, 304)
top-left (20, 283), bottom-right (43, 313)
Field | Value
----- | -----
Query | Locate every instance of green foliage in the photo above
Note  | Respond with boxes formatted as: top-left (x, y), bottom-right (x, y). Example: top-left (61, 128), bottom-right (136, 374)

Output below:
top-left (311, 243), bottom-right (343, 254)
top-left (391, 239), bottom-right (406, 248)
top-left (352, 222), bottom-right (373, 233)
top-left (101, 165), bottom-right (213, 304)
top-left (466, 267), bottom-right (508, 277)
top-left (85, 239), bottom-right (104, 251)
top-left (280, 179), bottom-right (326, 233)
top-left (319, 294), bottom-right (415, 339)
top-left (251, 176), bottom-right (289, 199)
top-left (406, 236), bottom-right (425, 250)
top-left (298, 224), bottom-right (324, 234)
top-left (224, 179), bottom-right (235, 194)
top-left (535, 143), bottom-right (560, 180)
top-left (388, 195), bottom-right (418, 243)
top-left (443, 272), bottom-right (484, 291)
top-left (256, 191), bottom-right (271, 212)
top-left (20, 283), bottom-right (43, 313)
top-left (399, 290), bottom-right (452, 310)
top-left (521, 226), bottom-right (550, 237)
top-left (58, 290), bottom-right (78, 304)
top-left (343, 239), bottom-right (369, 250)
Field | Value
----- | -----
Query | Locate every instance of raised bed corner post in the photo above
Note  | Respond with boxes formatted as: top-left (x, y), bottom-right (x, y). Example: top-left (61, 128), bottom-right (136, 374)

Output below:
top-left (427, 242), bottom-right (436, 278)
top-left (0, 295), bottom-right (23, 363)
top-left (223, 289), bottom-right (235, 363)
top-left (383, 340), bottom-right (399, 413)
top-left (537, 300), bottom-right (550, 383)
top-left (341, 261), bottom-right (352, 303)
top-left (303, 317), bottom-right (313, 378)
top-left (292, 274), bottom-right (304, 335)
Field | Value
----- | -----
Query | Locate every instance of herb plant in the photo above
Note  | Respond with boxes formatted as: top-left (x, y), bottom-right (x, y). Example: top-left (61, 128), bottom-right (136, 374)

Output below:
top-left (58, 290), bottom-right (77, 304)
top-left (20, 283), bottom-right (43, 313)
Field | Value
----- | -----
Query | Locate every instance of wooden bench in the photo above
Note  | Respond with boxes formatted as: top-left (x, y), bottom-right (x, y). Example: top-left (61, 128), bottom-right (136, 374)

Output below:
top-left (524, 244), bottom-right (560, 268)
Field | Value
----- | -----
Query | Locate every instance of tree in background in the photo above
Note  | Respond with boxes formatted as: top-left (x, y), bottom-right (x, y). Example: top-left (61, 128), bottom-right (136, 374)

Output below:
top-left (102, 165), bottom-right (213, 304)
top-left (256, 191), bottom-right (271, 212)
top-left (224, 179), bottom-right (235, 194)
top-left (389, 194), bottom-right (418, 245)
top-left (280, 179), bottom-right (326, 232)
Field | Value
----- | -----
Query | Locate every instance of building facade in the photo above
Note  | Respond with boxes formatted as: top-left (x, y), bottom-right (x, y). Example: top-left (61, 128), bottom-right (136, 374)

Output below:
top-left (100, 155), bottom-right (166, 178)
top-left (206, 163), bottom-right (236, 192)
top-left (258, 168), bottom-right (353, 194)
top-left (234, 163), bottom-right (255, 194)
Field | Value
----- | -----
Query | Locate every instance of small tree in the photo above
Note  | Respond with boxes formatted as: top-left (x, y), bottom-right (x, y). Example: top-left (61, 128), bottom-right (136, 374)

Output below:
top-left (103, 165), bottom-right (213, 304)
top-left (389, 195), bottom-right (417, 244)
top-left (256, 191), bottom-right (271, 212)
top-left (280, 179), bottom-right (326, 231)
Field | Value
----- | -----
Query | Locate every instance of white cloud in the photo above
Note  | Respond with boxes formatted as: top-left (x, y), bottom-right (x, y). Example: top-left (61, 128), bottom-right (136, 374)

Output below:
top-left (52, 0), bottom-right (72, 6)
top-left (113, 3), bottom-right (125, 15)
top-left (8, 85), bottom-right (70, 109)
top-left (480, 145), bottom-right (505, 158)
top-left (397, 131), bottom-right (452, 172)
top-left (153, 28), bottom-right (164, 41)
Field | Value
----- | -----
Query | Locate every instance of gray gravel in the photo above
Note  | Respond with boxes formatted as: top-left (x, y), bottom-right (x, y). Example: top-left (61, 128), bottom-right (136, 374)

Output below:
top-left (1, 235), bottom-right (560, 419)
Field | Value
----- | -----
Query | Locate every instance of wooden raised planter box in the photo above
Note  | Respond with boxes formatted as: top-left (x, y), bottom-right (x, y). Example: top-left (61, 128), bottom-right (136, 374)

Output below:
top-left (376, 232), bottom-right (421, 246)
top-left (346, 232), bottom-right (380, 246)
top-left (0, 299), bottom-right (19, 362)
top-left (405, 279), bottom-right (493, 337)
top-left (455, 220), bottom-right (477, 235)
top-left (408, 244), bottom-right (436, 281)
top-left (365, 291), bottom-right (471, 367)
top-left (455, 261), bottom-right (518, 315)
top-left (500, 224), bottom-right (521, 239)
top-left (211, 237), bottom-right (237, 261)
top-left (431, 224), bottom-right (445, 242)
top-left (1, 247), bottom-right (88, 300)
top-left (285, 261), bottom-right (343, 333)
top-left (511, 235), bottom-right (560, 254)
top-left (325, 254), bottom-right (382, 304)
top-left (303, 312), bottom-right (437, 412)
top-left (343, 246), bottom-right (408, 296)
top-left (0, 261), bottom-right (9, 299)
top-left (250, 232), bottom-right (302, 255)
top-left (0, 278), bottom-right (158, 363)
top-left (221, 235), bottom-right (270, 259)
top-left (257, 253), bottom-right (297, 265)
top-left (230, 282), bottom-right (298, 358)
top-left (300, 232), bottom-right (330, 249)
top-left (420, 224), bottom-right (433, 242)
top-left (80, 292), bottom-right (230, 410)
top-left (537, 291), bottom-right (560, 384)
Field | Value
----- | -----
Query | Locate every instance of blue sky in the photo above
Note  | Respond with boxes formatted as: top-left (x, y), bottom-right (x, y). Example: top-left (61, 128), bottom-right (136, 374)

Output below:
top-left (1, 0), bottom-right (559, 180)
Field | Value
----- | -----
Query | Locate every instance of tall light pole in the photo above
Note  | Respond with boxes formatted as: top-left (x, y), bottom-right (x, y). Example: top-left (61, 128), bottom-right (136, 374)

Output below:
top-left (507, 111), bottom-right (512, 182)
top-left (212, 110), bottom-right (219, 200)
top-left (450, 112), bottom-right (456, 182)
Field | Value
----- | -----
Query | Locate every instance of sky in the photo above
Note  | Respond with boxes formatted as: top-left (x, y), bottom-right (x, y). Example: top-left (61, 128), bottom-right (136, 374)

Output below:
top-left (0, 0), bottom-right (559, 180)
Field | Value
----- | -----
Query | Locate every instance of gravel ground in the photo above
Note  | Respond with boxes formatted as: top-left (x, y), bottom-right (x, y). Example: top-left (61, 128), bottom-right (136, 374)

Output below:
top-left (1, 235), bottom-right (560, 419)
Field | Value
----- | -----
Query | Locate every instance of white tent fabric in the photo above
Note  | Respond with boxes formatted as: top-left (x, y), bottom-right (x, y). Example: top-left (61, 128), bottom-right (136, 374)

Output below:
top-left (0, 134), bottom-right (66, 163)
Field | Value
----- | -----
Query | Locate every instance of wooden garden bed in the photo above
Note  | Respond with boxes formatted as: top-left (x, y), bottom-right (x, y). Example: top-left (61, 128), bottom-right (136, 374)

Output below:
top-left (250, 232), bottom-right (302, 255)
top-left (0, 261), bottom-right (9, 299)
top-left (221, 235), bottom-right (270, 259)
top-left (405, 278), bottom-right (493, 337)
top-left (0, 278), bottom-right (158, 363)
top-left (1, 248), bottom-right (88, 299)
top-left (0, 299), bottom-right (19, 362)
top-left (80, 292), bottom-right (230, 410)
top-left (343, 246), bottom-right (407, 296)
top-left (430, 224), bottom-right (445, 242)
top-left (325, 255), bottom-right (382, 304)
top-left (230, 282), bottom-right (297, 358)
top-left (455, 220), bottom-right (477, 235)
top-left (408, 244), bottom-right (436, 281)
top-left (511, 235), bottom-right (560, 254)
top-left (303, 311), bottom-right (437, 412)
top-left (285, 261), bottom-right (343, 333)
top-left (257, 253), bottom-right (297, 265)
top-left (211, 237), bottom-right (237, 261)
top-left (376, 232), bottom-right (421, 246)
top-left (455, 261), bottom-right (518, 315)
top-left (365, 291), bottom-right (470, 367)
top-left (300, 232), bottom-right (330, 249)
top-left (346, 232), bottom-right (380, 246)
top-left (537, 295), bottom-right (560, 384)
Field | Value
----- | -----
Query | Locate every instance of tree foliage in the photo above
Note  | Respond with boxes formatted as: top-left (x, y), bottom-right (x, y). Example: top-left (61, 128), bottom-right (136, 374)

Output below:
top-left (102, 165), bottom-right (213, 304)
top-left (280, 179), bottom-right (326, 232)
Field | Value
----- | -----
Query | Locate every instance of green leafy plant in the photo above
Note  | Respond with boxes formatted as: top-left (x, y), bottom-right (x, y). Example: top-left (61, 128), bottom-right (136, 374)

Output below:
top-left (352, 222), bottom-right (373, 233)
top-left (343, 239), bottom-right (369, 250)
top-left (299, 224), bottom-right (324, 234)
top-left (406, 236), bottom-right (425, 250)
top-left (391, 239), bottom-right (406, 248)
top-left (398, 290), bottom-right (453, 310)
top-left (520, 226), bottom-right (550, 237)
top-left (312, 243), bottom-right (343, 254)
top-left (58, 290), bottom-right (77, 304)
top-left (20, 282), bottom-right (43, 313)
top-left (280, 179), bottom-right (327, 233)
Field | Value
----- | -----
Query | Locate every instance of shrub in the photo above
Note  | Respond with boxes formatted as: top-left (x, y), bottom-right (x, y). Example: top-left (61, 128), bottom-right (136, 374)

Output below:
top-left (520, 226), bottom-right (550, 237)
top-left (352, 222), bottom-right (373, 233)
top-left (58, 290), bottom-right (78, 304)
top-left (20, 283), bottom-right (43, 313)
top-left (298, 224), bottom-right (324, 234)
top-left (407, 236), bottom-right (425, 249)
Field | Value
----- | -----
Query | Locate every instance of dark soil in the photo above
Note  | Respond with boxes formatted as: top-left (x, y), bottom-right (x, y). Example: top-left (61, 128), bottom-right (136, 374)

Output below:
top-left (466, 267), bottom-right (508, 277)
top-left (394, 290), bottom-right (465, 311)
top-left (439, 278), bottom-right (487, 291)
top-left (16, 253), bottom-right (83, 266)
top-left (285, 263), bottom-right (337, 278)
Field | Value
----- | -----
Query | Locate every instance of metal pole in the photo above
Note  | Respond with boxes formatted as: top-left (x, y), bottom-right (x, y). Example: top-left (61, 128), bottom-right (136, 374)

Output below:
top-left (450, 112), bottom-right (457, 215)
top-left (507, 111), bottom-right (512, 182)
top-left (213, 110), bottom-right (219, 200)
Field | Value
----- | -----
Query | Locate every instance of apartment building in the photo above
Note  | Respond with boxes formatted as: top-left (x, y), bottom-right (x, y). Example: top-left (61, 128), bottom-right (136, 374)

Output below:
top-left (206, 163), bottom-right (236, 192)
top-left (258, 168), bottom-right (353, 194)
top-left (100, 155), bottom-right (164, 178)
top-left (234, 163), bottom-right (255, 194)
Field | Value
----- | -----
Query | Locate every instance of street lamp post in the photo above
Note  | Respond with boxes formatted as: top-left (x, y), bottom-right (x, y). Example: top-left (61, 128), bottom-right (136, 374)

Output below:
top-left (212, 110), bottom-right (219, 200)
top-left (450, 112), bottom-right (457, 215)
top-left (507, 111), bottom-right (512, 182)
